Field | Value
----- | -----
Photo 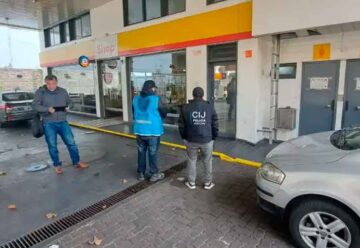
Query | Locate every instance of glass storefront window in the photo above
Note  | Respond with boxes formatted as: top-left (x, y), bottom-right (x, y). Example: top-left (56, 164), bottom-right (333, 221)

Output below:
top-left (129, 51), bottom-right (186, 125)
top-left (210, 63), bottom-right (237, 137)
top-left (99, 60), bottom-right (123, 118)
top-left (208, 43), bottom-right (237, 138)
top-left (51, 64), bottom-right (97, 115)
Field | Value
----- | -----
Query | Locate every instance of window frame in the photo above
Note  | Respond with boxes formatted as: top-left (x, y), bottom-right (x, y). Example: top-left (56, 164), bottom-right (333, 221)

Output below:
top-left (123, 0), bottom-right (186, 26)
top-left (44, 28), bottom-right (51, 47)
top-left (279, 63), bottom-right (297, 79)
top-left (207, 0), bottom-right (227, 5)
top-left (127, 49), bottom-right (187, 124)
top-left (60, 22), bottom-right (70, 43)
top-left (44, 12), bottom-right (91, 47)
top-left (51, 25), bottom-right (61, 46)
top-left (80, 13), bottom-right (92, 38)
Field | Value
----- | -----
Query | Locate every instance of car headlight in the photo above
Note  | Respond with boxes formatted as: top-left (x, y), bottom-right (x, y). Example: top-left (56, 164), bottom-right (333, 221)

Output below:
top-left (258, 163), bottom-right (286, 185)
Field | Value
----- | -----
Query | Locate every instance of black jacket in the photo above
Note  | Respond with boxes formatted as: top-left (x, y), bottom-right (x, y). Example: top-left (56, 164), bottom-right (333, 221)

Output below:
top-left (178, 99), bottom-right (219, 143)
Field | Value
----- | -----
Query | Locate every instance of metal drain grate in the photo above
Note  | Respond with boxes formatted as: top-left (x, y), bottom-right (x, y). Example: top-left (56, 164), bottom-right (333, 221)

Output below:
top-left (0, 162), bottom-right (186, 248)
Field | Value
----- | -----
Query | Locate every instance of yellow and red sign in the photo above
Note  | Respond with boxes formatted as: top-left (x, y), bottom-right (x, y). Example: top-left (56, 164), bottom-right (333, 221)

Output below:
top-left (313, 43), bottom-right (331, 61)
top-left (40, 1), bottom-right (253, 67)
top-left (40, 39), bottom-right (95, 67)
top-left (118, 1), bottom-right (252, 56)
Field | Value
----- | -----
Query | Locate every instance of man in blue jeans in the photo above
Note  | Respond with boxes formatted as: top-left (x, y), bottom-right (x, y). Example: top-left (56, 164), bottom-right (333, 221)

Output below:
top-left (133, 80), bottom-right (167, 182)
top-left (32, 75), bottom-right (88, 174)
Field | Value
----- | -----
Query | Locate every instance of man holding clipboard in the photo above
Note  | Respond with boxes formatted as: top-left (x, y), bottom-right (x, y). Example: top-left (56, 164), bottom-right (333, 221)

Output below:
top-left (32, 75), bottom-right (88, 174)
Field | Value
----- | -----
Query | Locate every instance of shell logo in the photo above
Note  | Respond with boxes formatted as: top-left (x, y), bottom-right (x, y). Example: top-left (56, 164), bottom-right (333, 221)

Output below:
top-left (79, 55), bottom-right (90, 68)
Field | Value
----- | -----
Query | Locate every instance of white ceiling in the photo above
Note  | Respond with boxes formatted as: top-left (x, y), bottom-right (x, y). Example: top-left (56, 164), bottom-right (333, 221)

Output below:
top-left (0, 0), bottom-right (113, 30)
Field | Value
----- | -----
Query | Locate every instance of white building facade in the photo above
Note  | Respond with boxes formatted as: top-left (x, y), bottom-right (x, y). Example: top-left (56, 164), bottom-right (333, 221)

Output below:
top-left (39, 0), bottom-right (360, 143)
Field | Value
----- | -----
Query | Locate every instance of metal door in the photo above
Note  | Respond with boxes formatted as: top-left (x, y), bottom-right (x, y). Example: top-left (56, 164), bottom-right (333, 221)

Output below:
top-left (299, 61), bottom-right (339, 136)
top-left (343, 60), bottom-right (360, 128)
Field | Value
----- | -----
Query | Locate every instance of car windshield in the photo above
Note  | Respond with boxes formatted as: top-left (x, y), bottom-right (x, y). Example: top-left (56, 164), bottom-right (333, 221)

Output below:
top-left (2, 92), bottom-right (34, 101)
top-left (330, 128), bottom-right (360, 150)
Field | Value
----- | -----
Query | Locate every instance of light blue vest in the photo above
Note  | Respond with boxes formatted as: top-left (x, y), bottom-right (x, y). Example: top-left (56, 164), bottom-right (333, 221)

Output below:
top-left (133, 95), bottom-right (164, 136)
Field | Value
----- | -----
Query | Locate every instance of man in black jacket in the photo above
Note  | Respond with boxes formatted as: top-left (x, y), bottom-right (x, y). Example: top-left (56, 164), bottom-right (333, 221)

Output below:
top-left (178, 87), bottom-right (219, 190)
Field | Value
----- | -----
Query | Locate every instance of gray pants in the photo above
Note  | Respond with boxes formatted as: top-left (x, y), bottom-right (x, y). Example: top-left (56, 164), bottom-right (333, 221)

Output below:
top-left (184, 140), bottom-right (214, 184)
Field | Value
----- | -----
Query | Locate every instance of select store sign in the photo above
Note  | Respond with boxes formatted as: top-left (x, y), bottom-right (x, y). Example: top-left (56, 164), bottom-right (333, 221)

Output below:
top-left (95, 35), bottom-right (118, 60)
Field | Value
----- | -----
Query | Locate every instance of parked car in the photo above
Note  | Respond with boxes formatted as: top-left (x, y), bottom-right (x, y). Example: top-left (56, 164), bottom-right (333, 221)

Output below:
top-left (0, 91), bottom-right (36, 127)
top-left (256, 128), bottom-right (360, 248)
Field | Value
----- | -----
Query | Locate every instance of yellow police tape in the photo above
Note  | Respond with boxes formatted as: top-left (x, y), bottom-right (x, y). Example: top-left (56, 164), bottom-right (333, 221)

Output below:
top-left (69, 122), bottom-right (262, 169)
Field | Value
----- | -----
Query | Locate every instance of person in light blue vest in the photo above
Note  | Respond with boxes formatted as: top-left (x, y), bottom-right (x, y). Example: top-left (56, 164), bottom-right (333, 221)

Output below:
top-left (133, 80), bottom-right (167, 182)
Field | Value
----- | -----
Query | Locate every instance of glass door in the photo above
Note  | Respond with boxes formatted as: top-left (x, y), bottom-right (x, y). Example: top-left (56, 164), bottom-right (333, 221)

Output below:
top-left (208, 62), bottom-right (237, 138)
top-left (99, 59), bottom-right (123, 118)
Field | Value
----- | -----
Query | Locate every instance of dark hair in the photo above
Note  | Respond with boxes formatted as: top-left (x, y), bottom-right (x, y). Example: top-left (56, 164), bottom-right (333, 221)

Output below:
top-left (45, 75), bottom-right (58, 81)
top-left (192, 87), bottom-right (204, 99)
top-left (142, 80), bottom-right (157, 90)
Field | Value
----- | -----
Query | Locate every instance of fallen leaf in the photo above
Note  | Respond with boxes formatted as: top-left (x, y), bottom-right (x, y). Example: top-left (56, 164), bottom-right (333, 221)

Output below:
top-left (89, 236), bottom-right (103, 246)
top-left (123, 179), bottom-right (128, 184)
top-left (8, 204), bottom-right (16, 210)
top-left (46, 213), bottom-right (57, 220)
top-left (0, 171), bottom-right (6, 176)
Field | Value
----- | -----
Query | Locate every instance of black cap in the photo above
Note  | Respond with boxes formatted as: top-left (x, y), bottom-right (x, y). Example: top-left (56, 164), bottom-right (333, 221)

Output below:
top-left (142, 80), bottom-right (157, 90)
top-left (192, 87), bottom-right (204, 98)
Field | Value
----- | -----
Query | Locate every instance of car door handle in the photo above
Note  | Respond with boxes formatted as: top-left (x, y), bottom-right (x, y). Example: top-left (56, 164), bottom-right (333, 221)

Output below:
top-left (356, 106), bottom-right (360, 110)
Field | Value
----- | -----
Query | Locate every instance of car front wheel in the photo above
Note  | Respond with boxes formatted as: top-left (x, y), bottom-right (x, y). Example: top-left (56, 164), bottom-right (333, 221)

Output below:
top-left (289, 199), bottom-right (360, 248)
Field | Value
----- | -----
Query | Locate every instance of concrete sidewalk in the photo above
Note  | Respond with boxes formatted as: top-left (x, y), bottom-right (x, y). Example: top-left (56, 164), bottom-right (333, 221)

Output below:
top-left (68, 115), bottom-right (279, 163)
top-left (0, 121), bottom-right (184, 243)
top-left (41, 158), bottom-right (294, 248)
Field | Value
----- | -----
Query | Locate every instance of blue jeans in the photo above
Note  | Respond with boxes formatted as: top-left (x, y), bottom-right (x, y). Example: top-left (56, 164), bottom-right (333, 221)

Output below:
top-left (43, 121), bottom-right (80, 167)
top-left (136, 136), bottom-right (160, 175)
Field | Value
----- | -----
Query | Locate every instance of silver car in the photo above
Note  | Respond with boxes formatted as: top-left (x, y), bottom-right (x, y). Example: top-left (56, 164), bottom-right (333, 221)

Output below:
top-left (256, 128), bottom-right (360, 248)
top-left (0, 91), bottom-right (36, 127)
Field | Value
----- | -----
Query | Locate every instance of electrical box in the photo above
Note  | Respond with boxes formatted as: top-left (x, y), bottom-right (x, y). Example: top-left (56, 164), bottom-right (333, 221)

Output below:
top-left (276, 108), bottom-right (296, 130)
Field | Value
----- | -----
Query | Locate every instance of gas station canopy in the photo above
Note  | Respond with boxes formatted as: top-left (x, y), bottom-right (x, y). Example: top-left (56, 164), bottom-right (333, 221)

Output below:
top-left (0, 0), bottom-right (112, 29)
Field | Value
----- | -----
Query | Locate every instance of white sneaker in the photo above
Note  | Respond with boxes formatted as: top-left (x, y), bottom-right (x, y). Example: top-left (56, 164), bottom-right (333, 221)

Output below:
top-left (185, 181), bottom-right (196, 189)
top-left (204, 182), bottom-right (215, 190)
